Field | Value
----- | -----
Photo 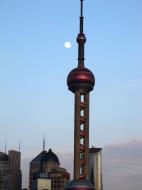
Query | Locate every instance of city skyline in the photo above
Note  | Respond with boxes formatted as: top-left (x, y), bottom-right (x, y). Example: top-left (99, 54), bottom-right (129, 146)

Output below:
top-left (0, 0), bottom-right (142, 189)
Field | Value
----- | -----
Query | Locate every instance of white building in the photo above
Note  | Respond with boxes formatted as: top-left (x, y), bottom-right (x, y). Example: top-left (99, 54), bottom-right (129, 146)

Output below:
top-left (89, 147), bottom-right (103, 190)
top-left (32, 173), bottom-right (51, 190)
top-left (36, 178), bottom-right (51, 190)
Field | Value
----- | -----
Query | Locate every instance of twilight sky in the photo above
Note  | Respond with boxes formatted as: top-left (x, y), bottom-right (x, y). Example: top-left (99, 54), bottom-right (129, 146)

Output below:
top-left (0, 0), bottom-right (142, 189)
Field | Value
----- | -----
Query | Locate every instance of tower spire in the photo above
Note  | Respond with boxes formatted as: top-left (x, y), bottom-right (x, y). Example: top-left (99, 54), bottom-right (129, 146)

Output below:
top-left (19, 140), bottom-right (21, 152)
top-left (77, 0), bottom-right (86, 68)
top-left (5, 141), bottom-right (7, 154)
top-left (80, 0), bottom-right (83, 33)
top-left (43, 135), bottom-right (46, 151)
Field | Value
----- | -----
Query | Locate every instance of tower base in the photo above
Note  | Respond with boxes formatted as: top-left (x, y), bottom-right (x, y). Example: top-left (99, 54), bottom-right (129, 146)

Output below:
top-left (64, 179), bottom-right (95, 190)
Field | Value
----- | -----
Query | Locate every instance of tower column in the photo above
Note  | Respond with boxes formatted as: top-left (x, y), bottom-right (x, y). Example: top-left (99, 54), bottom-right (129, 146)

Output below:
top-left (74, 90), bottom-right (81, 179)
top-left (74, 90), bottom-right (90, 180)
top-left (84, 92), bottom-right (89, 179)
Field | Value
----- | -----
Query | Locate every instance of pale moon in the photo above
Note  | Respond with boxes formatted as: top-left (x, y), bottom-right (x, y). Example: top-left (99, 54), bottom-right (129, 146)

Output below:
top-left (64, 42), bottom-right (71, 48)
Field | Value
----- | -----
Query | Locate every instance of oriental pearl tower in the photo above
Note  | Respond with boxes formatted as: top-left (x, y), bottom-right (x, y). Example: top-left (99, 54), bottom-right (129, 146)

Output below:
top-left (65, 0), bottom-right (95, 190)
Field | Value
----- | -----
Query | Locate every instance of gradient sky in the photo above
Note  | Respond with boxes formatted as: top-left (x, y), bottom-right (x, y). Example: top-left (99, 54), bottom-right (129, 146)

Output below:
top-left (0, 0), bottom-right (142, 189)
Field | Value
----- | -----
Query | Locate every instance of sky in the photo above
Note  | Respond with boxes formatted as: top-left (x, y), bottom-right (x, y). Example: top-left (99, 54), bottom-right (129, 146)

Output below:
top-left (0, 0), bottom-right (142, 189)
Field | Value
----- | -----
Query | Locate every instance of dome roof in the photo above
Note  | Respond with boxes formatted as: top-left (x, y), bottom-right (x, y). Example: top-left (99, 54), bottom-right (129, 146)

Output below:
top-left (67, 67), bottom-right (95, 93)
top-left (31, 149), bottom-right (60, 165)
top-left (65, 179), bottom-right (94, 190)
top-left (42, 149), bottom-right (60, 164)
top-left (31, 151), bottom-right (47, 163)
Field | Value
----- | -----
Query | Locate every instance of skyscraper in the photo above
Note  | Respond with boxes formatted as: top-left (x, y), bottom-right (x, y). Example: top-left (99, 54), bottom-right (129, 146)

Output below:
top-left (8, 150), bottom-right (22, 190)
top-left (0, 152), bottom-right (9, 189)
top-left (89, 148), bottom-right (103, 190)
top-left (65, 0), bottom-right (95, 189)
top-left (29, 148), bottom-right (70, 190)
top-left (0, 150), bottom-right (22, 190)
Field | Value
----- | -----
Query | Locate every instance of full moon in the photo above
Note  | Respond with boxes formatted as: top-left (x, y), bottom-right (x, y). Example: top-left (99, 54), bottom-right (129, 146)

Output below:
top-left (64, 42), bottom-right (71, 48)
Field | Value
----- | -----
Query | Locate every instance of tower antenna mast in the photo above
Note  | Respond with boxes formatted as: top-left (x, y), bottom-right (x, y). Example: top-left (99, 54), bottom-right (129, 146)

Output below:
top-left (77, 0), bottom-right (86, 68)
top-left (43, 134), bottom-right (46, 151)
top-left (19, 140), bottom-right (21, 152)
top-left (5, 141), bottom-right (7, 154)
top-left (80, 0), bottom-right (84, 33)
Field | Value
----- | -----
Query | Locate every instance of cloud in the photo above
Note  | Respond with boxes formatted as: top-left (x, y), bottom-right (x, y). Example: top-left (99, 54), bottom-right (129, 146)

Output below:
top-left (103, 140), bottom-right (142, 190)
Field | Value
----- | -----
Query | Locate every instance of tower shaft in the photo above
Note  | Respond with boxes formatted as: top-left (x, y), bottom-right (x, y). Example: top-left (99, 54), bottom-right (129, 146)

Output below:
top-left (74, 90), bottom-right (89, 180)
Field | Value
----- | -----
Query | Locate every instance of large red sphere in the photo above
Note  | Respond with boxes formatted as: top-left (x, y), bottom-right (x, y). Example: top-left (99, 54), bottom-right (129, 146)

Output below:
top-left (67, 67), bottom-right (95, 93)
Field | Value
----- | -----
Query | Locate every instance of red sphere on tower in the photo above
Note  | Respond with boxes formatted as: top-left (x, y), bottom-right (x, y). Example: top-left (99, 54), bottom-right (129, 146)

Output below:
top-left (67, 67), bottom-right (95, 93)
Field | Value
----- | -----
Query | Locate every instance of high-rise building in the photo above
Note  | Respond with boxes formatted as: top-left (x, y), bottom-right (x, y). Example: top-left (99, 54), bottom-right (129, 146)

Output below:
top-left (0, 152), bottom-right (9, 189)
top-left (0, 150), bottom-right (22, 190)
top-left (89, 148), bottom-right (103, 190)
top-left (29, 148), bottom-right (70, 190)
top-left (8, 150), bottom-right (22, 190)
top-left (65, 0), bottom-right (95, 189)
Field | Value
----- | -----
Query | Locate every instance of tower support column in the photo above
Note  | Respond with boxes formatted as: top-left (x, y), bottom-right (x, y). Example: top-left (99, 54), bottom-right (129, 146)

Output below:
top-left (74, 90), bottom-right (81, 179)
top-left (74, 90), bottom-right (90, 180)
top-left (84, 92), bottom-right (89, 179)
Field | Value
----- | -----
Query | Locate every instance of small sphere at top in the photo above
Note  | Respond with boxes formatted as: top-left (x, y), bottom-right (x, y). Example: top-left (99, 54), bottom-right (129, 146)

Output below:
top-left (64, 42), bottom-right (71, 49)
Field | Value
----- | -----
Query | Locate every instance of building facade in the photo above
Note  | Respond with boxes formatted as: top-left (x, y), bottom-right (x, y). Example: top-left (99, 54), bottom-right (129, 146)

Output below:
top-left (32, 173), bottom-right (51, 190)
top-left (89, 148), bottom-right (103, 190)
top-left (29, 148), bottom-right (70, 190)
top-left (0, 152), bottom-right (8, 189)
top-left (0, 150), bottom-right (21, 190)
